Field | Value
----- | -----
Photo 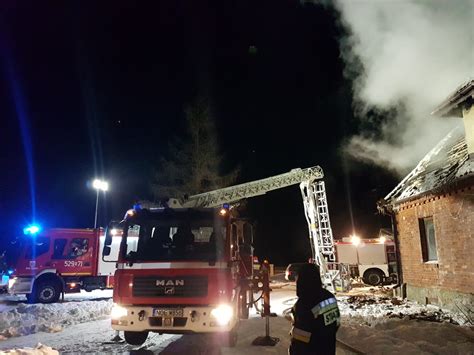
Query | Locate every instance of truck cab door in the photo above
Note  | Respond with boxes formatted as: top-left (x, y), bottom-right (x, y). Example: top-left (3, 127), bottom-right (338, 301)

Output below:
top-left (51, 237), bottom-right (93, 276)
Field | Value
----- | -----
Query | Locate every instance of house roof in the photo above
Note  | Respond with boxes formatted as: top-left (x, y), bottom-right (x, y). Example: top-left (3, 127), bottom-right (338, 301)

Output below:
top-left (431, 78), bottom-right (474, 118)
top-left (381, 125), bottom-right (474, 209)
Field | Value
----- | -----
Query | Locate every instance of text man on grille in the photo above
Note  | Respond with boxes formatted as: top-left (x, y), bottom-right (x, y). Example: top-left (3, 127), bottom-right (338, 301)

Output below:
top-left (288, 263), bottom-right (340, 355)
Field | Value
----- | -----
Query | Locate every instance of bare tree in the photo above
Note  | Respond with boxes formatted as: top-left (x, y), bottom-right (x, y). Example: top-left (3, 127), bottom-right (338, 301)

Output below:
top-left (151, 97), bottom-right (238, 201)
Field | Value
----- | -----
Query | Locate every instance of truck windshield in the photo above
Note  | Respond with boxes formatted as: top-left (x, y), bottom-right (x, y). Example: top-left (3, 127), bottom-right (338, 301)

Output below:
top-left (124, 210), bottom-right (226, 262)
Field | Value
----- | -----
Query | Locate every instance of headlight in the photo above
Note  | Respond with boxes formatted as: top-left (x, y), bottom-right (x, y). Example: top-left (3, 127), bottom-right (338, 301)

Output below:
top-left (111, 304), bottom-right (128, 319)
top-left (210, 304), bottom-right (233, 326)
top-left (8, 277), bottom-right (17, 289)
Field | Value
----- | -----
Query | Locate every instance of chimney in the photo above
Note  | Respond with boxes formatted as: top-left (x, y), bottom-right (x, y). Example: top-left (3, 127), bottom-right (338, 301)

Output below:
top-left (432, 79), bottom-right (474, 159)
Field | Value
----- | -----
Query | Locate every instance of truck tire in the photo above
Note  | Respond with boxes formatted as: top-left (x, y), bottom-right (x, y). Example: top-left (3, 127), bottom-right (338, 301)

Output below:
top-left (363, 269), bottom-right (384, 286)
top-left (124, 331), bottom-right (148, 346)
top-left (28, 279), bottom-right (62, 303)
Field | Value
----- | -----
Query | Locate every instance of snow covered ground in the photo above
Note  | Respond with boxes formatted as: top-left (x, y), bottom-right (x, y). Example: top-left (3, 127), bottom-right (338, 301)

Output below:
top-left (0, 290), bottom-right (113, 340)
top-left (0, 280), bottom-right (472, 354)
top-left (336, 293), bottom-right (473, 354)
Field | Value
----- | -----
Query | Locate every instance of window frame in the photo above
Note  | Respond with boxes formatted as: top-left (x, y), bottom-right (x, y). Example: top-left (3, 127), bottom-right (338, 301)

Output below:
top-left (52, 238), bottom-right (68, 259)
top-left (418, 216), bottom-right (438, 262)
top-left (24, 237), bottom-right (50, 259)
top-left (52, 237), bottom-right (89, 260)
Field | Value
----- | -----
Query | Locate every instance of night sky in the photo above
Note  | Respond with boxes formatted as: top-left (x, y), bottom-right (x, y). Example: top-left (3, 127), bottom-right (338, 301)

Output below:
top-left (0, 1), bottom-right (398, 265)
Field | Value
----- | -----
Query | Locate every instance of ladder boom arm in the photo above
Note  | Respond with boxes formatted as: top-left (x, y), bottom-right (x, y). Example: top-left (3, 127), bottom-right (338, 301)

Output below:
top-left (184, 166), bottom-right (324, 207)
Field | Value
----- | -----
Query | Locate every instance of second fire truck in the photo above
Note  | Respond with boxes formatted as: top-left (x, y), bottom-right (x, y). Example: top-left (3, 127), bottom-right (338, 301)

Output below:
top-left (8, 227), bottom-right (121, 303)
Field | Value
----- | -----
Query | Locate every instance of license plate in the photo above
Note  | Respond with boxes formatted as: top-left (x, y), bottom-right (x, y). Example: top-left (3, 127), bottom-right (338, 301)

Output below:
top-left (153, 308), bottom-right (184, 317)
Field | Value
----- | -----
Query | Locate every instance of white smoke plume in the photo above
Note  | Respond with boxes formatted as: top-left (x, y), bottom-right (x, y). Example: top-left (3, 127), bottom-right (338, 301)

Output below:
top-left (333, 0), bottom-right (473, 174)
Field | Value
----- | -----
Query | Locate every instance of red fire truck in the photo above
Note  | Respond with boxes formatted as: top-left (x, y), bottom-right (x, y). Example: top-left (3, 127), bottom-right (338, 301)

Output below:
top-left (105, 166), bottom-right (348, 346)
top-left (8, 226), bottom-right (121, 303)
top-left (104, 206), bottom-right (255, 346)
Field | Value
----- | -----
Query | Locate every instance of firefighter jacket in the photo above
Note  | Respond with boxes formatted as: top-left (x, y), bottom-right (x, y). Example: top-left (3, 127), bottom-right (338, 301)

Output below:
top-left (289, 264), bottom-right (340, 355)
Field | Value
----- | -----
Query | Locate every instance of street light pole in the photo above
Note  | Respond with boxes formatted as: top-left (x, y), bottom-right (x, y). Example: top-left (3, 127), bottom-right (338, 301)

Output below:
top-left (94, 189), bottom-right (99, 229)
top-left (92, 179), bottom-right (109, 229)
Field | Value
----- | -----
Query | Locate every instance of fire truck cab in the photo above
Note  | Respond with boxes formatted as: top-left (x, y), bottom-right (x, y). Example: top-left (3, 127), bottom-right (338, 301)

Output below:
top-left (105, 206), bottom-right (254, 346)
top-left (8, 227), bottom-right (118, 303)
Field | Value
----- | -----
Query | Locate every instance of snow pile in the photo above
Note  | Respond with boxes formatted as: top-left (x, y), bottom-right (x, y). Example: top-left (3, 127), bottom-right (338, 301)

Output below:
top-left (0, 300), bottom-right (113, 339)
top-left (338, 295), bottom-right (466, 326)
top-left (0, 343), bottom-right (58, 355)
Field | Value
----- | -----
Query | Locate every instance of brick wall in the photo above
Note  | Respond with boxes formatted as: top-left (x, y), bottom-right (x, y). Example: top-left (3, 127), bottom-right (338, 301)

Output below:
top-left (395, 184), bottom-right (474, 295)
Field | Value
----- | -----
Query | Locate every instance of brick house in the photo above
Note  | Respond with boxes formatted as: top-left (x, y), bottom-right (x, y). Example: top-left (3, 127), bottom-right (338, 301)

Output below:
top-left (379, 80), bottom-right (474, 310)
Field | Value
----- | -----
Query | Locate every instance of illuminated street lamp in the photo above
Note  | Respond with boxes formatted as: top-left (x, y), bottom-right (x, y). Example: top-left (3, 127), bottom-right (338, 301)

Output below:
top-left (92, 179), bottom-right (109, 228)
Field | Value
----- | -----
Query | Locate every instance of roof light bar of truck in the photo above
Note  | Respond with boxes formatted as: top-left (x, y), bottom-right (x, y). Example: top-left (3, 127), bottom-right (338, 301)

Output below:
top-left (23, 224), bottom-right (41, 235)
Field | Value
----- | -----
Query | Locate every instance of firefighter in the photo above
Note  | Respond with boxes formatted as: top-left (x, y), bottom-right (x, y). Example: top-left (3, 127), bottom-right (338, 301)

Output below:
top-left (172, 226), bottom-right (195, 254)
top-left (289, 263), bottom-right (340, 355)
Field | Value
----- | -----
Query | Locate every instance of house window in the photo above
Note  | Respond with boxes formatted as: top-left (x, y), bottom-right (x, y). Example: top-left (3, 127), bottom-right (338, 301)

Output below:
top-left (419, 217), bottom-right (438, 262)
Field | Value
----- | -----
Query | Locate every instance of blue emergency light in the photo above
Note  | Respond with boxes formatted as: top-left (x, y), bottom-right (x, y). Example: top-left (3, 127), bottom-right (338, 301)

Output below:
top-left (23, 224), bottom-right (41, 235)
top-left (7, 269), bottom-right (14, 275)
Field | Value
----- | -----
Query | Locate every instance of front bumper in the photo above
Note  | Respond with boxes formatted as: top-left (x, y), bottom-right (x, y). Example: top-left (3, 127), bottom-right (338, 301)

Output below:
top-left (8, 276), bottom-right (34, 294)
top-left (111, 305), bottom-right (238, 334)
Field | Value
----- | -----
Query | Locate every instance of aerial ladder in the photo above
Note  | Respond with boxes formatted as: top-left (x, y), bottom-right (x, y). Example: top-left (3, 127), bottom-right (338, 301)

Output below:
top-left (142, 166), bottom-right (349, 292)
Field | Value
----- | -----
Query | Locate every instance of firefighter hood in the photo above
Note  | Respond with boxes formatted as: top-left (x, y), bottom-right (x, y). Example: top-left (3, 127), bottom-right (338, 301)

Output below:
top-left (296, 263), bottom-right (323, 301)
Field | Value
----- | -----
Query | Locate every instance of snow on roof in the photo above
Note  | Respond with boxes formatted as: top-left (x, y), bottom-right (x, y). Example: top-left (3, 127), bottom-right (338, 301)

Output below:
top-left (382, 125), bottom-right (473, 208)
top-left (431, 78), bottom-right (474, 118)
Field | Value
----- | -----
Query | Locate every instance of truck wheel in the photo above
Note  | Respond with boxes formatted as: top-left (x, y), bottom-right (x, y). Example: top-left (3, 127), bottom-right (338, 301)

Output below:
top-left (363, 269), bottom-right (384, 286)
top-left (28, 280), bottom-right (61, 303)
top-left (124, 331), bottom-right (149, 346)
top-left (36, 281), bottom-right (61, 303)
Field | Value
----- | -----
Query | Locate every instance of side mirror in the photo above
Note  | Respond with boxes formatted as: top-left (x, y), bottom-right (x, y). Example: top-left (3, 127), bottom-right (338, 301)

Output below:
top-left (103, 245), bottom-right (112, 256)
top-left (104, 222), bottom-right (115, 248)
top-left (102, 221), bottom-right (122, 262)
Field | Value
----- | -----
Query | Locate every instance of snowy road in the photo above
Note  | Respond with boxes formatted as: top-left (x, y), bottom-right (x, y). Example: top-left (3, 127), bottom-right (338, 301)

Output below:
top-left (0, 286), bottom-right (294, 354)
top-left (1, 280), bottom-right (473, 354)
